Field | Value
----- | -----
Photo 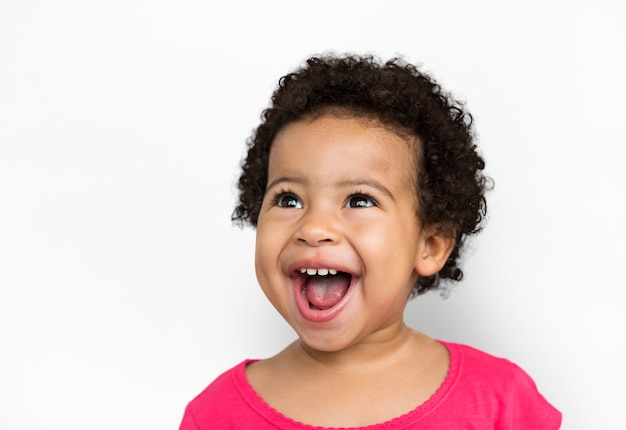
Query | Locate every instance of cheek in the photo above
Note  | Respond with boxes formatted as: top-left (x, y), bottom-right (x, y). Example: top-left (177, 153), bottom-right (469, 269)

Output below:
top-left (254, 225), bottom-right (271, 278)
top-left (254, 221), bottom-right (285, 278)
top-left (353, 218), bottom-right (421, 271)
top-left (351, 215), bottom-right (415, 248)
top-left (254, 235), bottom-right (278, 306)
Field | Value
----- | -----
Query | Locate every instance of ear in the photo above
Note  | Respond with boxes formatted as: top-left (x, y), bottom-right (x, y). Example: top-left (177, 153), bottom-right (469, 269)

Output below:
top-left (414, 231), bottom-right (456, 277)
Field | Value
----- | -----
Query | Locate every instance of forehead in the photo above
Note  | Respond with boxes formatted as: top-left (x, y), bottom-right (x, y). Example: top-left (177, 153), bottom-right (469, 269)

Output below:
top-left (272, 113), bottom-right (418, 153)
top-left (269, 114), bottom-right (419, 188)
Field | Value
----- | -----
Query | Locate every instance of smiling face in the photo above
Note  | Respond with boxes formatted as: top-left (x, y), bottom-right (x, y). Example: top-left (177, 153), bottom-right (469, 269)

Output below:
top-left (255, 114), bottom-right (446, 352)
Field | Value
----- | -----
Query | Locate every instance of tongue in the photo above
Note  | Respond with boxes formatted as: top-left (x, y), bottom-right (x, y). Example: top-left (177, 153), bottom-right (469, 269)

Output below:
top-left (306, 274), bottom-right (350, 310)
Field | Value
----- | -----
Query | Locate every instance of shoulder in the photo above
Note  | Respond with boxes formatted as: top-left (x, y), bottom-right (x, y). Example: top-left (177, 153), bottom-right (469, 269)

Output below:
top-left (179, 360), bottom-right (259, 430)
top-left (440, 341), bottom-right (562, 429)
top-left (445, 341), bottom-right (521, 378)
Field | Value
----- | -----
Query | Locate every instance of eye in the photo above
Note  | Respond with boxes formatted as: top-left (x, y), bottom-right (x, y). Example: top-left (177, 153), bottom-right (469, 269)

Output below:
top-left (274, 192), bottom-right (303, 209)
top-left (345, 194), bottom-right (377, 208)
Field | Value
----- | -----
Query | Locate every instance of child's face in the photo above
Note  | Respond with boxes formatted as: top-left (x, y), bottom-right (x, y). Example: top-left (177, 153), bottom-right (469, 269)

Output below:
top-left (255, 114), bottom-right (433, 352)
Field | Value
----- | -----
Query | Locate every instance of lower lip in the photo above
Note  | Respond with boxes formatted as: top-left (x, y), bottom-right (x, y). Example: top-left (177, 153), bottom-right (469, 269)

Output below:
top-left (293, 277), bottom-right (357, 323)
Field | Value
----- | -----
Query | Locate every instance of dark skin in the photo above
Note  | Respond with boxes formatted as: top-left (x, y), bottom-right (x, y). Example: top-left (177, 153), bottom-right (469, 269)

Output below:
top-left (245, 115), bottom-right (455, 427)
top-left (246, 328), bottom-right (449, 427)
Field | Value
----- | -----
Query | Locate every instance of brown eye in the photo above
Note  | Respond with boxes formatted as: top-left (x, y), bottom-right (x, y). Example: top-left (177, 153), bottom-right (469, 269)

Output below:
top-left (346, 194), bottom-right (376, 208)
top-left (275, 193), bottom-right (302, 208)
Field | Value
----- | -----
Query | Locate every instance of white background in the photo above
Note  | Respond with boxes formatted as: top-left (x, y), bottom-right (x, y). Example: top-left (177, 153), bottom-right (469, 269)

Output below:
top-left (1, 1), bottom-right (624, 429)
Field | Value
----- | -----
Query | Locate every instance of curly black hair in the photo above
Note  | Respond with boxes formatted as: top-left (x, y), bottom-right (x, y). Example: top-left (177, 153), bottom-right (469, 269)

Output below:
top-left (233, 54), bottom-right (490, 296)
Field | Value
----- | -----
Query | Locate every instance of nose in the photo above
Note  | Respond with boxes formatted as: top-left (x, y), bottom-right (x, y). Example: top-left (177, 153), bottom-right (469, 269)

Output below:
top-left (294, 205), bottom-right (340, 246)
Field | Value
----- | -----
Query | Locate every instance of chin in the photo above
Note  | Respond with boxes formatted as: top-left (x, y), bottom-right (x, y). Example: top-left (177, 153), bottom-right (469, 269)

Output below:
top-left (295, 328), bottom-right (361, 353)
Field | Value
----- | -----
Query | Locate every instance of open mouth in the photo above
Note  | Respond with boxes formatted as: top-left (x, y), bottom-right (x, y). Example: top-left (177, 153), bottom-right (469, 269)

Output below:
top-left (298, 268), bottom-right (353, 311)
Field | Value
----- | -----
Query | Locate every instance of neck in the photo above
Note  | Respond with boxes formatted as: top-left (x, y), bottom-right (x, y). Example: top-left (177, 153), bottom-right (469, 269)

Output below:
top-left (293, 323), bottom-right (423, 374)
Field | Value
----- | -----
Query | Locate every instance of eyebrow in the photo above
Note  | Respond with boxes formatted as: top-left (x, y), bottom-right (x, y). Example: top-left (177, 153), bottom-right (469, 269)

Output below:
top-left (265, 176), bottom-right (306, 191)
top-left (266, 176), bottom-right (395, 201)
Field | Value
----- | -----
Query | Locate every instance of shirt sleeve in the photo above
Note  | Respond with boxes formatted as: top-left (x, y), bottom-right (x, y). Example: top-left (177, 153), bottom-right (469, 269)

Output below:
top-left (178, 405), bottom-right (200, 430)
top-left (510, 365), bottom-right (562, 429)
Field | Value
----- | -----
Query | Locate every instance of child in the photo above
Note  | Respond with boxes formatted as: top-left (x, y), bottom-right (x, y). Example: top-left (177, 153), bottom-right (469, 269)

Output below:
top-left (179, 54), bottom-right (561, 429)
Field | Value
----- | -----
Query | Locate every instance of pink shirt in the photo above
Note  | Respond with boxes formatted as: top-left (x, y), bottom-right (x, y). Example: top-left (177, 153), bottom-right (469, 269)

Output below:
top-left (179, 342), bottom-right (561, 429)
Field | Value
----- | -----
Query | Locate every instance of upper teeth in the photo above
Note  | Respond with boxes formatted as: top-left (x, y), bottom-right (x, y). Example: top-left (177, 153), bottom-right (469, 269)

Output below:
top-left (300, 268), bottom-right (338, 276)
